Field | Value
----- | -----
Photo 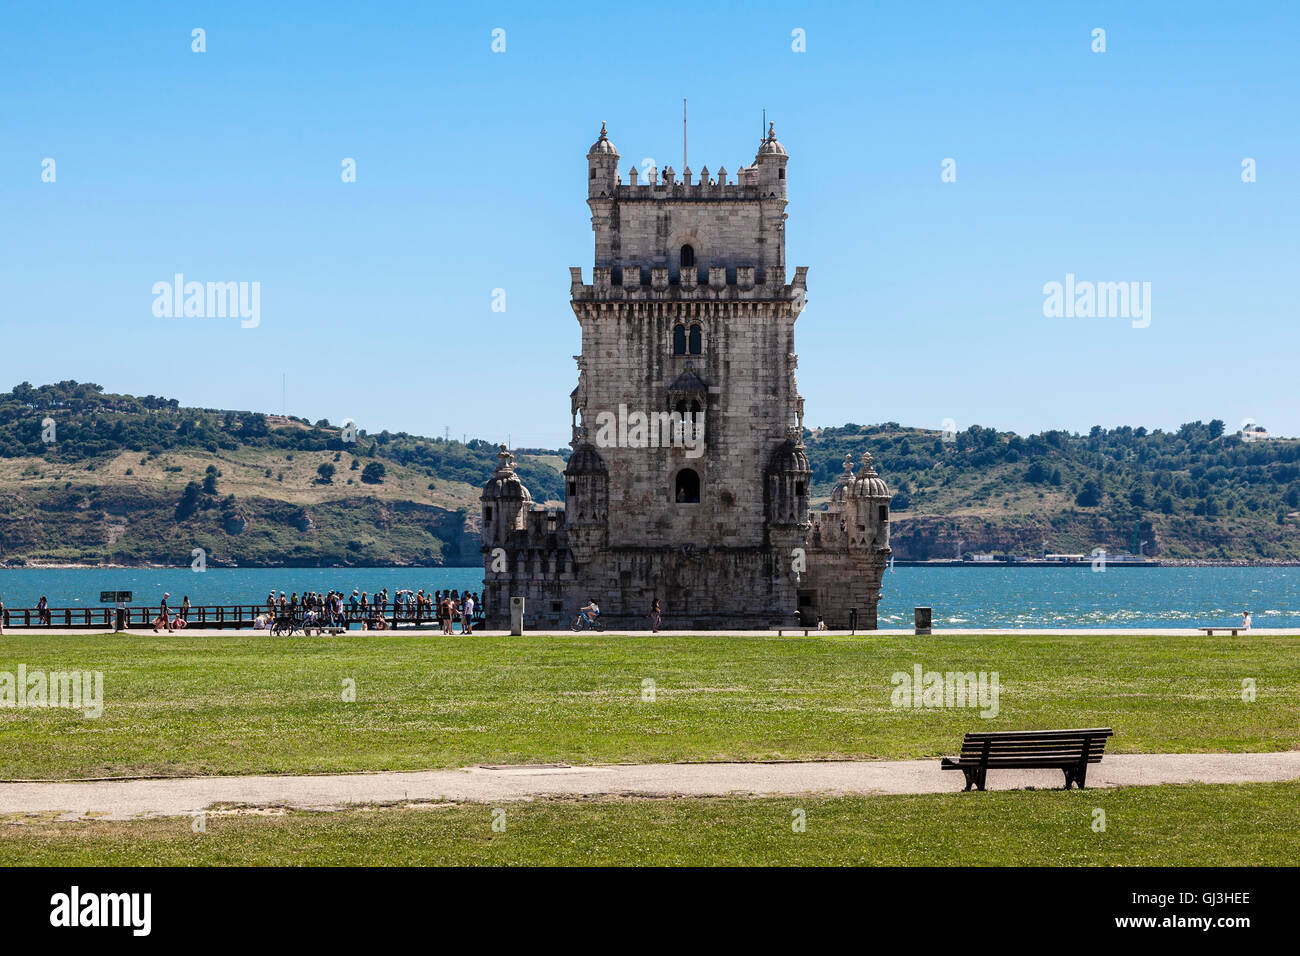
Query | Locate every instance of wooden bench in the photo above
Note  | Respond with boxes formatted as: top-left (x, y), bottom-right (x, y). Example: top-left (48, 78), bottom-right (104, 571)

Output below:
top-left (940, 728), bottom-right (1114, 791)
top-left (1198, 626), bottom-right (1240, 636)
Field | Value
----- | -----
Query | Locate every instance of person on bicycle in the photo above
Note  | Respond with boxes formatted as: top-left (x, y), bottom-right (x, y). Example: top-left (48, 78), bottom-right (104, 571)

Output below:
top-left (580, 599), bottom-right (600, 626)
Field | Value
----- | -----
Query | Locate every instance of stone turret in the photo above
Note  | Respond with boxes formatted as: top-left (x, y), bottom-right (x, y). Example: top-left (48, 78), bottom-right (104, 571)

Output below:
top-left (765, 433), bottom-right (811, 527)
top-left (480, 445), bottom-right (531, 547)
top-left (846, 452), bottom-right (891, 553)
top-left (563, 441), bottom-right (608, 565)
top-left (587, 122), bottom-right (619, 199)
top-left (754, 122), bottom-right (788, 199)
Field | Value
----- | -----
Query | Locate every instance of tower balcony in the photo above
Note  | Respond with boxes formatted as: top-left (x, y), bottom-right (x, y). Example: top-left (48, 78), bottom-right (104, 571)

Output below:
top-left (569, 266), bottom-right (807, 304)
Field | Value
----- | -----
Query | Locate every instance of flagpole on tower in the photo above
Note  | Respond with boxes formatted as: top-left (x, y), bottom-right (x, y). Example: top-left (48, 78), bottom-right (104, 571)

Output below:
top-left (683, 98), bottom-right (687, 172)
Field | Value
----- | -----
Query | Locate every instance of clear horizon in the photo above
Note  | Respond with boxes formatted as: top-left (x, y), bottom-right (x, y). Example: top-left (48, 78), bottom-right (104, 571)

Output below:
top-left (4, 1), bottom-right (1297, 446)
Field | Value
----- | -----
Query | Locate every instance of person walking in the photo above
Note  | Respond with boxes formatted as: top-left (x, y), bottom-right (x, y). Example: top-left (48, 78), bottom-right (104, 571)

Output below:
top-left (37, 595), bottom-right (51, 626)
top-left (462, 592), bottom-right (475, 635)
top-left (649, 598), bottom-right (661, 633)
top-left (1243, 609), bottom-right (1253, 631)
top-left (153, 593), bottom-right (174, 632)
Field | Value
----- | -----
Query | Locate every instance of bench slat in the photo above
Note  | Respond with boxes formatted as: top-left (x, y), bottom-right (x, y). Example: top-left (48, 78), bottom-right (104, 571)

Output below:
top-left (960, 728), bottom-right (1113, 740)
top-left (959, 742), bottom-right (1108, 755)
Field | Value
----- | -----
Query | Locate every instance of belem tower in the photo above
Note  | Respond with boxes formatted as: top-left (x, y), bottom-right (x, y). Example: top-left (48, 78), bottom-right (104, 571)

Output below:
top-left (481, 122), bottom-right (892, 629)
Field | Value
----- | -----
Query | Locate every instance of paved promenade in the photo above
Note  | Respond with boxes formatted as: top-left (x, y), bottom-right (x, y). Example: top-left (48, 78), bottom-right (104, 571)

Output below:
top-left (2, 753), bottom-right (1297, 821)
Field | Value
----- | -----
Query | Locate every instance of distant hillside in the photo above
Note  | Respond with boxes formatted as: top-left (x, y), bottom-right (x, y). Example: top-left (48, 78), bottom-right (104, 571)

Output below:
top-left (0, 381), bottom-right (565, 567)
top-left (1, 382), bottom-right (1297, 565)
top-left (805, 422), bottom-right (1300, 561)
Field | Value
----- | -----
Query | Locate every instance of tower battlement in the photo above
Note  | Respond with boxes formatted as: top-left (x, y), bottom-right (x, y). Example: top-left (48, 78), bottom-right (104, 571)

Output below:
top-left (613, 166), bottom-right (766, 197)
top-left (584, 122), bottom-right (791, 277)
top-left (569, 265), bottom-right (807, 302)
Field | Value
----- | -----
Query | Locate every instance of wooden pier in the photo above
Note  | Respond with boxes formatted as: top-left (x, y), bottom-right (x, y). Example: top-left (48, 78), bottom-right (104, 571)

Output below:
top-left (0, 604), bottom-right (478, 630)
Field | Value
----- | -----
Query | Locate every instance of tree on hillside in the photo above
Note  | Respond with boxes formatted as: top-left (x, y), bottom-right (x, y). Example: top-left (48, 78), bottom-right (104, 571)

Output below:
top-left (175, 481), bottom-right (202, 520)
top-left (361, 461), bottom-right (386, 485)
top-left (203, 464), bottom-right (220, 495)
top-left (316, 462), bottom-right (336, 484)
top-left (1075, 479), bottom-right (1102, 507)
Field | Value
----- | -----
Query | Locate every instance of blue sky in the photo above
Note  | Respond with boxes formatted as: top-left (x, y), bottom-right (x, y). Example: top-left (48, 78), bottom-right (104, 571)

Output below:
top-left (3, 1), bottom-right (1297, 448)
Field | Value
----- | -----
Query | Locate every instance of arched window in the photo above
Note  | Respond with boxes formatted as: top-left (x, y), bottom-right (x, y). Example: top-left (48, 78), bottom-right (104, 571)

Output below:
top-left (688, 323), bottom-right (702, 355)
top-left (675, 469), bottom-right (700, 504)
top-left (672, 324), bottom-right (686, 355)
top-left (680, 245), bottom-right (695, 269)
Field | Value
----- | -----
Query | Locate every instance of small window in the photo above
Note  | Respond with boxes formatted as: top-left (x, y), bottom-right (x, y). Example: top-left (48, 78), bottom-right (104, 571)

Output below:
top-left (567, 480), bottom-right (577, 496)
top-left (675, 469), bottom-right (701, 504)
top-left (795, 482), bottom-right (805, 497)
top-left (878, 505), bottom-right (889, 522)
top-left (688, 323), bottom-right (702, 355)
top-left (680, 244), bottom-right (695, 269)
top-left (778, 168), bottom-right (785, 179)
top-left (484, 506), bottom-right (493, 521)
top-left (590, 168), bottom-right (596, 180)
top-left (672, 324), bottom-right (686, 355)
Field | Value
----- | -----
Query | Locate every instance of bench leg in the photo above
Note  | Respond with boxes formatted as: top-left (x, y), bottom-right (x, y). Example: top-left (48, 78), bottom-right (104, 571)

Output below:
top-left (1062, 762), bottom-right (1090, 790)
top-left (961, 768), bottom-right (975, 792)
top-left (975, 767), bottom-right (987, 792)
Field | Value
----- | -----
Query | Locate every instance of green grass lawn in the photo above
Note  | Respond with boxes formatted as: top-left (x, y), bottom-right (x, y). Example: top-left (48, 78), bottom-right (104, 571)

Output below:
top-left (1, 631), bottom-right (1296, 779)
top-left (3, 782), bottom-right (1297, 866)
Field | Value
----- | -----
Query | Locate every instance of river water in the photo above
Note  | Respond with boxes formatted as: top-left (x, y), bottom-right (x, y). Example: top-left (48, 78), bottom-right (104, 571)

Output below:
top-left (0, 566), bottom-right (1295, 629)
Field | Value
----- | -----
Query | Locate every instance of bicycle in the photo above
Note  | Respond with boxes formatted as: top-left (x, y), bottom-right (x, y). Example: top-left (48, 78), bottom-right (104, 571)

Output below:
top-left (570, 612), bottom-right (604, 632)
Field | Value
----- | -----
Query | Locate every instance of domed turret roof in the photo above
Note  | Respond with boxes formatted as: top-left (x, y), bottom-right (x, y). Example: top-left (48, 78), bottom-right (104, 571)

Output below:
top-left (829, 453), bottom-right (855, 502)
top-left (848, 452), bottom-right (891, 499)
top-left (481, 445), bottom-right (532, 501)
top-left (588, 122), bottom-right (619, 157)
top-left (756, 122), bottom-right (787, 157)
top-left (564, 442), bottom-right (608, 476)
top-left (767, 438), bottom-right (810, 474)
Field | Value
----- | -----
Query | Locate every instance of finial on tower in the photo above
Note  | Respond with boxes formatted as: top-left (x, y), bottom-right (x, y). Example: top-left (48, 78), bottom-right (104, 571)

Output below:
top-left (496, 444), bottom-right (517, 474)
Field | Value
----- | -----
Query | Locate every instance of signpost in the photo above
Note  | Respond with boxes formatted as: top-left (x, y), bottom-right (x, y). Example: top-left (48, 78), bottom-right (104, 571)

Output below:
top-left (99, 592), bottom-right (132, 631)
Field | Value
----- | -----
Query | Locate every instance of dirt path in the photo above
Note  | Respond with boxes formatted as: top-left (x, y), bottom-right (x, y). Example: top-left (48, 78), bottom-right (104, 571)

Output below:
top-left (2, 753), bottom-right (1297, 821)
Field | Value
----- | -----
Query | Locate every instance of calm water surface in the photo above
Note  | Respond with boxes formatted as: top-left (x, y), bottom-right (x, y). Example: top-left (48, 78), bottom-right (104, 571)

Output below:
top-left (0, 566), bottom-right (1296, 629)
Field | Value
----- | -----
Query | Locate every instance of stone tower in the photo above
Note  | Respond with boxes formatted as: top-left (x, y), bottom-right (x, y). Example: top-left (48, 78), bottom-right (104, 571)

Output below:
top-left (481, 123), bottom-right (891, 629)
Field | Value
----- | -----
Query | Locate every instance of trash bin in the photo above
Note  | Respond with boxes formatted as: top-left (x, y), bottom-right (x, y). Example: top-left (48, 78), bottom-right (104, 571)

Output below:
top-left (914, 606), bottom-right (932, 636)
top-left (509, 596), bottom-right (525, 636)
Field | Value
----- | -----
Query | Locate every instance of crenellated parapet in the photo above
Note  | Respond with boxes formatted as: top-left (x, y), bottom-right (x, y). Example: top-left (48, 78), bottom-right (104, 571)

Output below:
top-left (570, 265), bottom-right (806, 304)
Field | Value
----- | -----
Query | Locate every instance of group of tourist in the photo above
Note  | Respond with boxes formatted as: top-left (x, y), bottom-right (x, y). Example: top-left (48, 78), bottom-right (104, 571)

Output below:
top-left (250, 587), bottom-right (484, 633)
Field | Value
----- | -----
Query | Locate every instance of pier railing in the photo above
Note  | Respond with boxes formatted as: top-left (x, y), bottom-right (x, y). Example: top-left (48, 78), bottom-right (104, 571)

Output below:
top-left (0, 604), bottom-right (483, 630)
